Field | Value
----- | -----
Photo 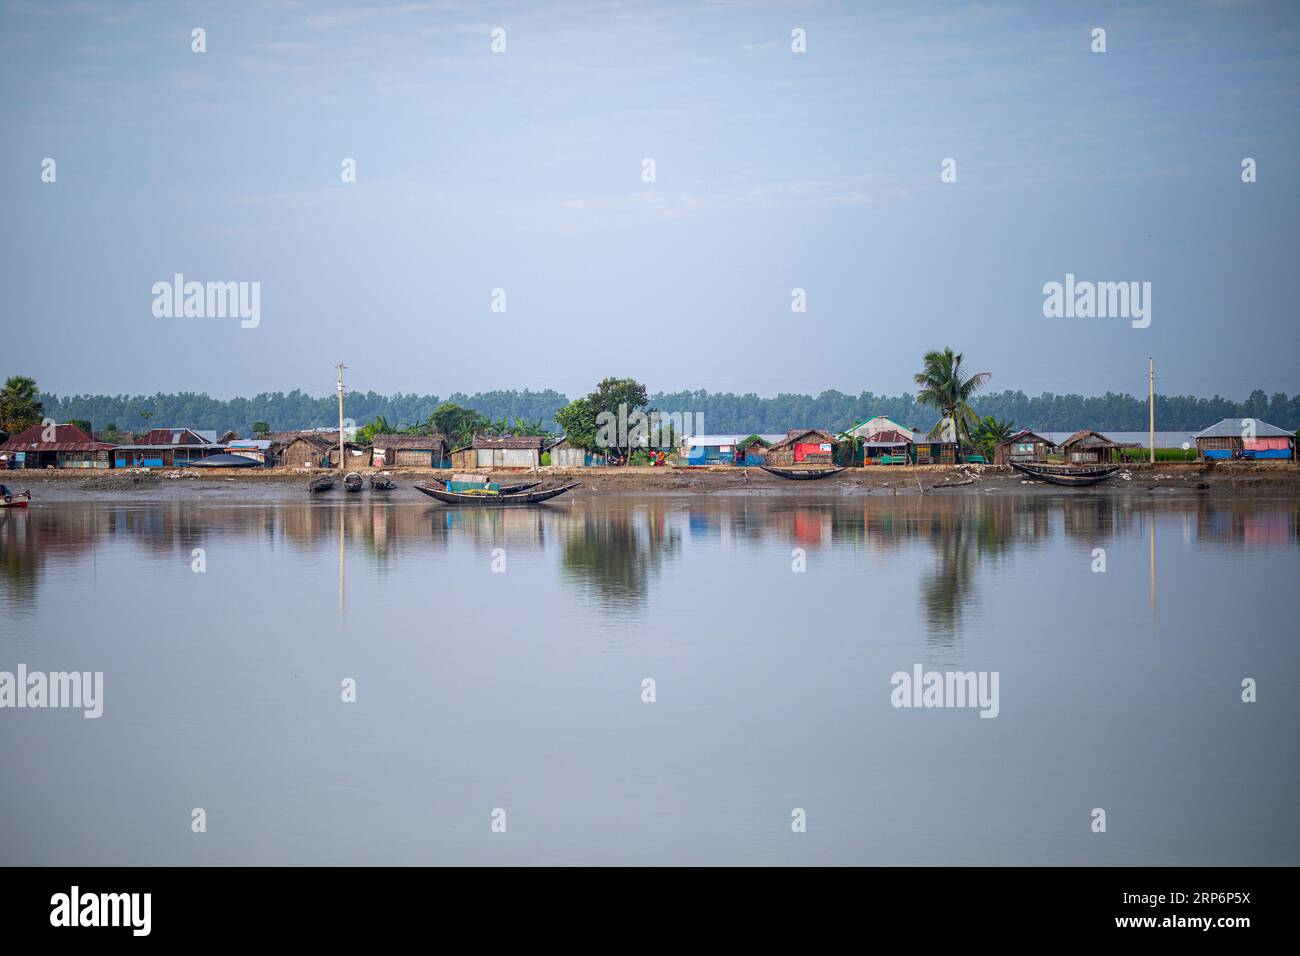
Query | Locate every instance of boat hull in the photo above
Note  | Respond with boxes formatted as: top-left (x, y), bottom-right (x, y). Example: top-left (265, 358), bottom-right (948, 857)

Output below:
top-left (759, 465), bottom-right (845, 481)
top-left (1011, 462), bottom-right (1120, 487)
top-left (413, 483), bottom-right (577, 506)
top-left (308, 477), bottom-right (336, 494)
top-left (424, 475), bottom-right (542, 495)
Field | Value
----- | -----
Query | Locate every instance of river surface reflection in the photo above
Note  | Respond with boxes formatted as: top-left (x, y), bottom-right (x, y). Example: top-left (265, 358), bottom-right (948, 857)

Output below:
top-left (1, 493), bottom-right (1297, 864)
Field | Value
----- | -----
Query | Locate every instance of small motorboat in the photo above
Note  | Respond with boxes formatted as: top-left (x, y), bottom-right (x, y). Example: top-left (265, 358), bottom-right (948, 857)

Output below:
top-left (423, 474), bottom-right (542, 495)
top-left (0, 488), bottom-right (31, 508)
top-left (1010, 462), bottom-right (1121, 487)
top-left (413, 483), bottom-right (578, 507)
top-left (344, 472), bottom-right (364, 493)
top-left (759, 465), bottom-right (845, 480)
top-left (370, 473), bottom-right (396, 490)
top-left (309, 475), bottom-right (336, 494)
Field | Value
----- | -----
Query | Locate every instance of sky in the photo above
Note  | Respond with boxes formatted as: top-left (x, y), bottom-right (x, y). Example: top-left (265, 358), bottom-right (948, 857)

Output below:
top-left (3, 0), bottom-right (1298, 403)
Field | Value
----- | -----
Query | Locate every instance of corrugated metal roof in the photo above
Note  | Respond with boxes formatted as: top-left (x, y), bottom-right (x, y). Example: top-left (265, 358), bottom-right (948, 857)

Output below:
top-left (371, 433), bottom-right (448, 450)
top-left (1194, 418), bottom-right (1295, 440)
top-left (0, 423), bottom-right (113, 452)
top-left (473, 434), bottom-right (543, 450)
top-left (685, 434), bottom-right (785, 448)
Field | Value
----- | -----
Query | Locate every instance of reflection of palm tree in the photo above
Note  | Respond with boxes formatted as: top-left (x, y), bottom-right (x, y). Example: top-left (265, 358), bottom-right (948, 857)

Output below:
top-left (561, 509), bottom-right (679, 610)
top-left (916, 501), bottom-right (1017, 642)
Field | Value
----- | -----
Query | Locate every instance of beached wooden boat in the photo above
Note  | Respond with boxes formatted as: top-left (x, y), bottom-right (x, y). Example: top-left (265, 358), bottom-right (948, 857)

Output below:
top-left (759, 465), bottom-right (845, 481)
top-left (424, 475), bottom-right (542, 495)
top-left (344, 472), bottom-right (364, 492)
top-left (369, 473), bottom-right (396, 490)
top-left (0, 489), bottom-right (31, 508)
top-left (183, 453), bottom-right (261, 469)
top-left (1011, 462), bottom-right (1121, 487)
top-left (308, 475), bottom-right (336, 493)
top-left (413, 483), bottom-right (578, 506)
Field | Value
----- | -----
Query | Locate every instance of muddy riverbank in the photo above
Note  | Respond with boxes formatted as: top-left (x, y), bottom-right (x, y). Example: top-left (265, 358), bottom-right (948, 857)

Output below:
top-left (4, 460), bottom-right (1298, 501)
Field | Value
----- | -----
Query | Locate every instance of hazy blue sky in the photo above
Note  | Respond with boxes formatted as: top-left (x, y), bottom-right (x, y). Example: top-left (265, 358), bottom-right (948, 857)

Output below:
top-left (3, 0), bottom-right (1298, 402)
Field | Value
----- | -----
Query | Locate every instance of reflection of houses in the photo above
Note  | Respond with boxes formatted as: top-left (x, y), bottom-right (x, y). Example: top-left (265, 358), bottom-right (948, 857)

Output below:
top-left (471, 435), bottom-right (545, 468)
top-left (371, 433), bottom-right (450, 468)
top-left (993, 430), bottom-right (1055, 466)
top-left (0, 423), bottom-right (114, 469)
top-left (1057, 429), bottom-right (1121, 464)
top-left (765, 429), bottom-right (835, 466)
top-left (1194, 419), bottom-right (1295, 461)
top-left (112, 428), bottom-right (224, 468)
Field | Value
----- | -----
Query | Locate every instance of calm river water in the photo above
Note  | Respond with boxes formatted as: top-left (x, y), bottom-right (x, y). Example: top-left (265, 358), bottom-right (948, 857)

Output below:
top-left (1, 492), bottom-right (1297, 865)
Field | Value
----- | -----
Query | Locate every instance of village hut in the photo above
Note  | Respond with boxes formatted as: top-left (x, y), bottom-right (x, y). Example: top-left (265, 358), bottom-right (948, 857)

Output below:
top-left (1057, 429), bottom-right (1122, 465)
top-left (1194, 419), bottom-right (1296, 461)
top-left (0, 423), bottom-right (114, 470)
top-left (448, 445), bottom-right (476, 470)
top-left (993, 430), bottom-right (1056, 466)
top-left (471, 435), bottom-right (545, 469)
top-left (735, 436), bottom-right (773, 465)
top-left (269, 432), bottom-right (335, 469)
top-left (765, 429), bottom-right (836, 467)
top-left (371, 433), bottom-right (450, 468)
top-left (847, 417), bottom-right (917, 465)
top-left (109, 427), bottom-right (225, 468)
top-left (546, 437), bottom-right (591, 468)
top-left (911, 418), bottom-right (960, 465)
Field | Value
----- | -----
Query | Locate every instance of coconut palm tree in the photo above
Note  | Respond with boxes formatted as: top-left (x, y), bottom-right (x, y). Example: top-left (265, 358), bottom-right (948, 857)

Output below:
top-left (971, 415), bottom-right (1016, 458)
top-left (913, 348), bottom-right (990, 443)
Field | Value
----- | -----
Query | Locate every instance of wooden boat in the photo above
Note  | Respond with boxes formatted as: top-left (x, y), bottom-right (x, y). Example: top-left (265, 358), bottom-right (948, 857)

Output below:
top-left (1011, 462), bottom-right (1121, 487)
top-left (369, 473), bottom-right (396, 490)
top-left (344, 472), bottom-right (364, 492)
top-left (413, 483), bottom-right (578, 507)
top-left (308, 475), bottom-right (336, 494)
top-left (0, 489), bottom-right (31, 508)
top-left (424, 474), bottom-right (542, 495)
top-left (183, 453), bottom-right (261, 469)
top-left (759, 465), bottom-right (845, 481)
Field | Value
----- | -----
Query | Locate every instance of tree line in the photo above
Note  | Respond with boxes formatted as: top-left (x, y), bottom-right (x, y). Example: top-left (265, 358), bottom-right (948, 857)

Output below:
top-left (8, 378), bottom-right (1299, 439)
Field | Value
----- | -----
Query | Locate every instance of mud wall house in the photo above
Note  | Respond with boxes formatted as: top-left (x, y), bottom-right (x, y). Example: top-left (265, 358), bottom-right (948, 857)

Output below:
top-left (994, 430), bottom-right (1056, 466)
top-left (0, 423), bottom-right (114, 469)
top-left (371, 433), bottom-right (450, 468)
top-left (1057, 429), bottom-right (1121, 465)
top-left (472, 435), bottom-right (545, 468)
top-left (765, 429), bottom-right (836, 467)
top-left (111, 428), bottom-right (225, 468)
top-left (1195, 418), bottom-right (1296, 461)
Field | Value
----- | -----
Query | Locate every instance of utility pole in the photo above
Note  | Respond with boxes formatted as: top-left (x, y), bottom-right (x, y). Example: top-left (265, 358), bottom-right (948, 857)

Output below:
top-left (1148, 357), bottom-right (1156, 465)
top-left (336, 363), bottom-right (347, 472)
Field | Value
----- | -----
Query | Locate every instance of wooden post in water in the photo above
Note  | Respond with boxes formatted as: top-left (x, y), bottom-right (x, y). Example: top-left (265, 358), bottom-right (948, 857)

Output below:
top-left (1148, 357), bottom-right (1156, 465)
top-left (336, 363), bottom-right (346, 472)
